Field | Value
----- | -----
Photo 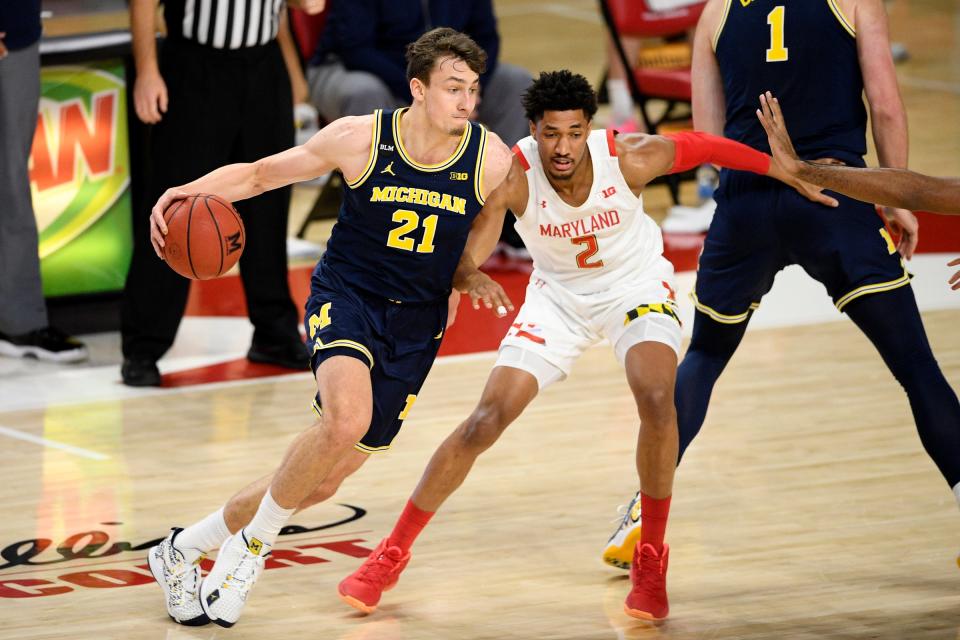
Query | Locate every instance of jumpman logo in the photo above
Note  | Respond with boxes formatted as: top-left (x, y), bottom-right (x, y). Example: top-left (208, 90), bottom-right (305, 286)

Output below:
top-left (381, 162), bottom-right (396, 176)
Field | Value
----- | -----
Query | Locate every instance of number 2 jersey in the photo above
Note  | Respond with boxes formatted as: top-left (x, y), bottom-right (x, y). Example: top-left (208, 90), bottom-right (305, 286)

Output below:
top-left (320, 108), bottom-right (489, 302)
top-left (511, 129), bottom-right (671, 295)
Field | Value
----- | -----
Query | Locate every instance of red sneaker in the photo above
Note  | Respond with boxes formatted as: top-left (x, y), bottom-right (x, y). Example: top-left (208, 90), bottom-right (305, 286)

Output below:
top-left (338, 538), bottom-right (411, 614)
top-left (623, 542), bottom-right (669, 621)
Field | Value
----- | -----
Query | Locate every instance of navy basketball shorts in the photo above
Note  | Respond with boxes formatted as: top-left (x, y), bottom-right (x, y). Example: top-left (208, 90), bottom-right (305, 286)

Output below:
top-left (303, 268), bottom-right (447, 453)
top-left (692, 171), bottom-right (910, 324)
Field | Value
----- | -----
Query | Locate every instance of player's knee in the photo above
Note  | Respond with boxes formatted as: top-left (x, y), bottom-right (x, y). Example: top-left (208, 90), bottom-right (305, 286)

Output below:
top-left (633, 385), bottom-right (675, 426)
top-left (319, 415), bottom-right (368, 450)
top-left (459, 405), bottom-right (509, 451)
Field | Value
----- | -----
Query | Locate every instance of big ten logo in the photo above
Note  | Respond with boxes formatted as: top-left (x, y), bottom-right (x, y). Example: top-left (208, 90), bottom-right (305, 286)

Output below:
top-left (449, 171), bottom-right (469, 181)
top-left (30, 90), bottom-right (119, 193)
top-left (601, 186), bottom-right (616, 198)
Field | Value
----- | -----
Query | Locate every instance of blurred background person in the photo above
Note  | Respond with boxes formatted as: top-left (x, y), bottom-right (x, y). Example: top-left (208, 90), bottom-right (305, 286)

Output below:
top-left (121, 0), bottom-right (319, 386)
top-left (0, 0), bottom-right (88, 363)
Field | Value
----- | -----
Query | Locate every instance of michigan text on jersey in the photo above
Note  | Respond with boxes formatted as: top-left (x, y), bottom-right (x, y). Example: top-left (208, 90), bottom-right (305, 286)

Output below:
top-left (370, 186), bottom-right (467, 215)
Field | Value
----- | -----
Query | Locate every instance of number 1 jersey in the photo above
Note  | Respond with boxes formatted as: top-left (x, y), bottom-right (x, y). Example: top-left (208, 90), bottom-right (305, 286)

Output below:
top-left (716, 0), bottom-right (867, 165)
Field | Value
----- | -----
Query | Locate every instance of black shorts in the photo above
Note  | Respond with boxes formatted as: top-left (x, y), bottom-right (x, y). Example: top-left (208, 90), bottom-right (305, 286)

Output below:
top-left (692, 171), bottom-right (910, 323)
top-left (304, 263), bottom-right (446, 452)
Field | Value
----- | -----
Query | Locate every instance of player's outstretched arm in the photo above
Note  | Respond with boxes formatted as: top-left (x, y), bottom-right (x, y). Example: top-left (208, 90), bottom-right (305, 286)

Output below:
top-left (148, 115), bottom-right (373, 257)
top-left (615, 131), bottom-right (838, 208)
top-left (452, 142), bottom-right (524, 317)
top-left (759, 92), bottom-right (960, 215)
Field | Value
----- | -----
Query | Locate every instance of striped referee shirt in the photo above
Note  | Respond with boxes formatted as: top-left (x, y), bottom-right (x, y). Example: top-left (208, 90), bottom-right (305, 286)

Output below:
top-left (163, 0), bottom-right (284, 49)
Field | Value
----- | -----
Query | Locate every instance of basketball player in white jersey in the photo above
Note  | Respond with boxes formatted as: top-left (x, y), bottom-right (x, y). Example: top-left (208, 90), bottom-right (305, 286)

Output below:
top-left (336, 70), bottom-right (835, 622)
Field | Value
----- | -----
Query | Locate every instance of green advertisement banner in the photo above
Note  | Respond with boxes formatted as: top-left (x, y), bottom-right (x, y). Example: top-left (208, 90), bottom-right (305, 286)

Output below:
top-left (30, 61), bottom-right (132, 297)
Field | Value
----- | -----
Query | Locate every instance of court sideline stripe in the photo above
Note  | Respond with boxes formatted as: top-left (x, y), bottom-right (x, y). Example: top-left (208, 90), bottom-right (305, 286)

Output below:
top-left (0, 425), bottom-right (110, 461)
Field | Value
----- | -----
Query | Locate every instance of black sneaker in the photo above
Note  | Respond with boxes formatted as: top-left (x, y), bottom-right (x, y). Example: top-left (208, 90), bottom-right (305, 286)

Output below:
top-left (247, 339), bottom-right (310, 370)
top-left (121, 358), bottom-right (162, 387)
top-left (0, 327), bottom-right (88, 363)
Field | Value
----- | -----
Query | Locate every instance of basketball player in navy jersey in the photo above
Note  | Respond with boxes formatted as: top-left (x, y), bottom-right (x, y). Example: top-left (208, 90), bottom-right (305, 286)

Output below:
top-left (141, 28), bottom-right (517, 627)
top-left (603, 0), bottom-right (960, 574)
top-left (756, 92), bottom-right (960, 289)
top-left (334, 70), bottom-right (837, 622)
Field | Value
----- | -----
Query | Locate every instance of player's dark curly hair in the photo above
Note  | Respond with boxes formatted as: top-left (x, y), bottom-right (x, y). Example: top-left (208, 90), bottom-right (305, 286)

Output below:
top-left (406, 28), bottom-right (487, 85)
top-left (522, 70), bottom-right (598, 123)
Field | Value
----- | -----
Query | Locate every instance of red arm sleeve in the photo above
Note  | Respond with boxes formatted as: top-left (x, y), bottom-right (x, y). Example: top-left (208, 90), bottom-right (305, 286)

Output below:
top-left (664, 131), bottom-right (771, 175)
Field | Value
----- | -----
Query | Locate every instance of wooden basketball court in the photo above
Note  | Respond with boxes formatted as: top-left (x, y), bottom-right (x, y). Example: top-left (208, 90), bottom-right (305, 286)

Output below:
top-left (3, 0), bottom-right (960, 638)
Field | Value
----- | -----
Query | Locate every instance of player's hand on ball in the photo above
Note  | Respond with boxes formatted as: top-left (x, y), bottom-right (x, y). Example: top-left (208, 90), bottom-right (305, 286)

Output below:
top-left (459, 270), bottom-right (514, 317)
top-left (150, 188), bottom-right (189, 258)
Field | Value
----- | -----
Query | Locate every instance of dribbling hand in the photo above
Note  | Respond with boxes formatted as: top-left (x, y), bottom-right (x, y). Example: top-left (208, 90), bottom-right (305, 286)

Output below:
top-left (150, 188), bottom-right (190, 258)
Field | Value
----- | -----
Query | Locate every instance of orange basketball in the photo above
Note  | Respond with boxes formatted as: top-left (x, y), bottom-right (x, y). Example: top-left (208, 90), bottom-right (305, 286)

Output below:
top-left (162, 194), bottom-right (245, 280)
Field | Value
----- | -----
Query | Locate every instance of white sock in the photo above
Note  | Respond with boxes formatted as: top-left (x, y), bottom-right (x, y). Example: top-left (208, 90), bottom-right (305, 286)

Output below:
top-left (242, 490), bottom-right (295, 551)
top-left (953, 482), bottom-right (960, 509)
top-left (175, 507), bottom-right (231, 557)
top-left (606, 78), bottom-right (634, 124)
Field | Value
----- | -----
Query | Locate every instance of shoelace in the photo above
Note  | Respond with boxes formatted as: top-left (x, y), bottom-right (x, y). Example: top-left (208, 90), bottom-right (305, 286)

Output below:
top-left (223, 550), bottom-right (264, 598)
top-left (637, 552), bottom-right (666, 598)
top-left (611, 495), bottom-right (640, 525)
top-left (611, 503), bottom-right (630, 524)
top-left (165, 546), bottom-right (202, 605)
top-left (355, 548), bottom-right (403, 586)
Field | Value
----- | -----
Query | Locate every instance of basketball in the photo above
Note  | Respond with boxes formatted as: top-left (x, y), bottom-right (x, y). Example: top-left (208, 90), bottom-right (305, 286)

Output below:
top-left (162, 194), bottom-right (245, 280)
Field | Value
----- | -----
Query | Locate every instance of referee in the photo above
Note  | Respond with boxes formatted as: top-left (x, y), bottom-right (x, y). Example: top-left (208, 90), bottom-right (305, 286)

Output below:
top-left (122, 0), bottom-right (322, 386)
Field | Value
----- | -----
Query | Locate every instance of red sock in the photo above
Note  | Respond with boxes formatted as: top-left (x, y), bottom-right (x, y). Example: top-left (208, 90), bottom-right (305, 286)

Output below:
top-left (387, 499), bottom-right (435, 552)
top-left (639, 492), bottom-right (671, 553)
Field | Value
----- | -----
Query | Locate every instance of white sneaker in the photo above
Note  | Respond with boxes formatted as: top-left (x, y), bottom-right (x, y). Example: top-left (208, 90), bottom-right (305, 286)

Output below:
top-left (662, 199), bottom-right (716, 234)
top-left (200, 530), bottom-right (269, 627)
top-left (601, 492), bottom-right (642, 570)
top-left (147, 528), bottom-right (209, 626)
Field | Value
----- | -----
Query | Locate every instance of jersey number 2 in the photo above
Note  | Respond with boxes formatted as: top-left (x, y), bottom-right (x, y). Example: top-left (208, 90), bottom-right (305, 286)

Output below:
top-left (571, 234), bottom-right (604, 269)
top-left (766, 6), bottom-right (788, 63)
top-left (387, 209), bottom-right (438, 254)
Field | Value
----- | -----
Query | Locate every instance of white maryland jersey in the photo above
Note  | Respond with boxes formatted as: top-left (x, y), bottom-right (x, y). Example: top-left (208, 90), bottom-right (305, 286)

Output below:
top-left (512, 129), bottom-right (666, 294)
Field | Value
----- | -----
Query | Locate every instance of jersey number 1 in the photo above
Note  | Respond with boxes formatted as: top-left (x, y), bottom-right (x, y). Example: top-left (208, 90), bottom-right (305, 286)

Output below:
top-left (766, 6), bottom-right (788, 63)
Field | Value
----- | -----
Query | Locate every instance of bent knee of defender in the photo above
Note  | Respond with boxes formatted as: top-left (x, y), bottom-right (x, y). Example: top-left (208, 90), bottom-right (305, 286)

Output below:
top-left (458, 405), bottom-right (510, 451)
top-left (633, 385), bottom-right (676, 427)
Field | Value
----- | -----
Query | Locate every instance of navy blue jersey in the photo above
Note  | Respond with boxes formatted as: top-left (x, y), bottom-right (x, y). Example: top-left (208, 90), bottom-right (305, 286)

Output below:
top-left (322, 108), bottom-right (489, 303)
top-left (715, 0), bottom-right (867, 164)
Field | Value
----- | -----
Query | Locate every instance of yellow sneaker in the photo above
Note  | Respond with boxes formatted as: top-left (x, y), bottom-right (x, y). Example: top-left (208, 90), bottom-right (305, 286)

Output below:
top-left (602, 491), bottom-right (642, 570)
